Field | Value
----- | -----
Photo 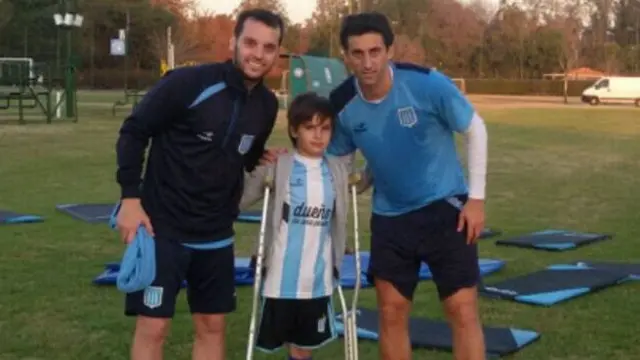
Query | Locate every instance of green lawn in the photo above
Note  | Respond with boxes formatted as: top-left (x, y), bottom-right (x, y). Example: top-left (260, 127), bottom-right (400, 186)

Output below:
top-left (1, 97), bottom-right (639, 360)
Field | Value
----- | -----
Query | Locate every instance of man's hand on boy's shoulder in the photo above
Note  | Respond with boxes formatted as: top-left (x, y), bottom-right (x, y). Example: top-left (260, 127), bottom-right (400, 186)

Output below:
top-left (259, 147), bottom-right (289, 165)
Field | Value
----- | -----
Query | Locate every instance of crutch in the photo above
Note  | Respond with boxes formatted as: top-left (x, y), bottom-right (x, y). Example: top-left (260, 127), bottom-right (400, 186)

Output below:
top-left (337, 157), bottom-right (363, 360)
top-left (245, 167), bottom-right (274, 360)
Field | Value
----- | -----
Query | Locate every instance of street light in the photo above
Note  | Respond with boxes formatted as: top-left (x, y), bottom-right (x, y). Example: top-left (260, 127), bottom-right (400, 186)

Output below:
top-left (53, 12), bottom-right (84, 28)
top-left (53, 8), bottom-right (83, 120)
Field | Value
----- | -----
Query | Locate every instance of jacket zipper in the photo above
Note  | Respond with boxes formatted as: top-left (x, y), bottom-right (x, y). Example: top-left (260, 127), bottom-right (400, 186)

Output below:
top-left (222, 98), bottom-right (241, 147)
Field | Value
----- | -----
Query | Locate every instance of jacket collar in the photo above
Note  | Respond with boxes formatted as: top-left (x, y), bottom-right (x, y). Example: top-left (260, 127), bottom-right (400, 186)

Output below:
top-left (222, 59), bottom-right (266, 93)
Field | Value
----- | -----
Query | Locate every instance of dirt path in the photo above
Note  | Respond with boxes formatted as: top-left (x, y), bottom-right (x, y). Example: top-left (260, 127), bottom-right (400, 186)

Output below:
top-left (468, 94), bottom-right (637, 110)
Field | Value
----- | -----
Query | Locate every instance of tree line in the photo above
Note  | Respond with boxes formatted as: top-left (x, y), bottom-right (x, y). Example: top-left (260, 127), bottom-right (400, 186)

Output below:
top-left (0, 0), bottom-right (638, 89)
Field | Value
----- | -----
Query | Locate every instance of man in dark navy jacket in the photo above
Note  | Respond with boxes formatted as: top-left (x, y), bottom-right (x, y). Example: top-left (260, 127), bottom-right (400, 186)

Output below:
top-left (114, 8), bottom-right (284, 360)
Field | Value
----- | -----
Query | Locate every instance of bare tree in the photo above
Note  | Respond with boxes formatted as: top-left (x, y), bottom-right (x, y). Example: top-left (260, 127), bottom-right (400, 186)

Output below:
top-left (468, 0), bottom-right (500, 23)
top-left (552, 0), bottom-right (584, 103)
top-left (0, 0), bottom-right (14, 31)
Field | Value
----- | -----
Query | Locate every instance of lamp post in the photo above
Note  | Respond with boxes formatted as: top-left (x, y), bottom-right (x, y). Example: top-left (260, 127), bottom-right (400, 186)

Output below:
top-left (53, 1), bottom-right (83, 120)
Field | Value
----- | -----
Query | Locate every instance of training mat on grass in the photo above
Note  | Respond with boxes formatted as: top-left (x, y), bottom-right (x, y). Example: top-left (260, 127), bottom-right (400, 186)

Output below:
top-left (495, 229), bottom-right (612, 251)
top-left (480, 228), bottom-right (502, 239)
top-left (572, 261), bottom-right (640, 280)
top-left (335, 308), bottom-right (540, 357)
top-left (56, 203), bottom-right (116, 223)
top-left (236, 210), bottom-right (262, 223)
top-left (479, 264), bottom-right (627, 306)
top-left (99, 256), bottom-right (376, 288)
top-left (340, 252), bottom-right (505, 288)
top-left (0, 210), bottom-right (43, 224)
top-left (95, 257), bottom-right (253, 287)
top-left (94, 267), bottom-right (188, 288)
top-left (98, 255), bottom-right (506, 288)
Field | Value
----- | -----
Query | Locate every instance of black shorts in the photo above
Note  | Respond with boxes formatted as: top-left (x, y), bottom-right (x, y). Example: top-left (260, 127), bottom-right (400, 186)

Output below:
top-left (367, 195), bottom-right (480, 301)
top-left (256, 296), bottom-right (337, 352)
top-left (124, 238), bottom-right (236, 318)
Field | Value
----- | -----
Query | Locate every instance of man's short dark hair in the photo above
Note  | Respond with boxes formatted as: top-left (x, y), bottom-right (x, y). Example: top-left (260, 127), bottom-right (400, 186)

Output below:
top-left (339, 12), bottom-right (394, 50)
top-left (287, 92), bottom-right (336, 146)
top-left (234, 8), bottom-right (285, 45)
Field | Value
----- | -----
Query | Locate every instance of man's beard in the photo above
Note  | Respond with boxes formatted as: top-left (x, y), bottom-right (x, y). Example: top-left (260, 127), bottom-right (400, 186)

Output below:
top-left (233, 46), bottom-right (267, 82)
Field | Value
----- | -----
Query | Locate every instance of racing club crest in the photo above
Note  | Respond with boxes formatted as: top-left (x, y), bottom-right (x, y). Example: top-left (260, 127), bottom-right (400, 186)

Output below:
top-left (397, 106), bottom-right (418, 128)
top-left (143, 286), bottom-right (163, 309)
top-left (238, 134), bottom-right (255, 155)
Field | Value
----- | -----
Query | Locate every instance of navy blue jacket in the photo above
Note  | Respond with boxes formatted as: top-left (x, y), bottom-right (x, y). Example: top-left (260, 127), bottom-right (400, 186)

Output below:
top-left (116, 60), bottom-right (278, 243)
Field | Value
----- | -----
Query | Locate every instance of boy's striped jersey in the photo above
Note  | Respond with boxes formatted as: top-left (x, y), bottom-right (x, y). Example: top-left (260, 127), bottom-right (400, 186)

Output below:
top-left (262, 153), bottom-right (336, 299)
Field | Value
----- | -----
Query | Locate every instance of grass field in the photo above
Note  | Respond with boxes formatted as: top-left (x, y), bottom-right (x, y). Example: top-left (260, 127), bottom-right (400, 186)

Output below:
top-left (1, 92), bottom-right (639, 360)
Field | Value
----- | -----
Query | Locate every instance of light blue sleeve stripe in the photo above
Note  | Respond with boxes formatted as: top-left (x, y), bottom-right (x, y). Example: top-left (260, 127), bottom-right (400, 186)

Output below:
top-left (312, 162), bottom-right (334, 297)
top-left (182, 237), bottom-right (234, 250)
top-left (189, 82), bottom-right (226, 109)
top-left (280, 162), bottom-right (307, 297)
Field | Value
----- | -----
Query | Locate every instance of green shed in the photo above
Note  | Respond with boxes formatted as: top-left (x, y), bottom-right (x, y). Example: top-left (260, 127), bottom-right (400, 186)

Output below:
top-left (278, 54), bottom-right (349, 108)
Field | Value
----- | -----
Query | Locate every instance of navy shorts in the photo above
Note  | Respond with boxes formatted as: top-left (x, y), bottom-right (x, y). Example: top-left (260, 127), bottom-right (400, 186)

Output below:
top-left (367, 195), bottom-right (480, 301)
top-left (256, 296), bottom-right (337, 352)
top-left (124, 238), bottom-right (236, 318)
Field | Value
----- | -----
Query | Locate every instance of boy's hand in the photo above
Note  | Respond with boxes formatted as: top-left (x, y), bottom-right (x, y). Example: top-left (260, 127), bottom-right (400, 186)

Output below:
top-left (260, 148), bottom-right (288, 165)
top-left (457, 199), bottom-right (485, 244)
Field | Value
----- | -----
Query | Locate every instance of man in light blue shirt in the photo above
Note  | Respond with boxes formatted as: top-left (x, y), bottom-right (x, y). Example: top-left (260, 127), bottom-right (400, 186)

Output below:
top-left (328, 12), bottom-right (489, 360)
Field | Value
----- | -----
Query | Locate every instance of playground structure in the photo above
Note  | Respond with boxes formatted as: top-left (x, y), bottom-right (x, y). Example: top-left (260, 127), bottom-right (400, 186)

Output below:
top-left (0, 57), bottom-right (77, 124)
top-left (108, 25), bottom-right (352, 114)
top-left (110, 30), bottom-right (351, 115)
top-left (273, 57), bottom-right (464, 105)
top-left (276, 54), bottom-right (350, 108)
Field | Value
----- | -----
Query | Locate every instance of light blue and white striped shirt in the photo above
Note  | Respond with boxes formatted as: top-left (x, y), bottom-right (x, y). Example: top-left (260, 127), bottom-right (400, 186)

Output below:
top-left (262, 153), bottom-right (336, 299)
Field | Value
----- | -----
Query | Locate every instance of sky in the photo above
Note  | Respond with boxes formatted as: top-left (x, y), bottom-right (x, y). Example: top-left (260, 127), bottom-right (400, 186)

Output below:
top-left (196, 0), bottom-right (499, 24)
top-left (197, 0), bottom-right (313, 23)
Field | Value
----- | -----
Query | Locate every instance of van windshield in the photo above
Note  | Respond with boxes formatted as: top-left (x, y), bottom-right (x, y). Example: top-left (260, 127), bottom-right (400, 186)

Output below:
top-left (594, 79), bottom-right (609, 89)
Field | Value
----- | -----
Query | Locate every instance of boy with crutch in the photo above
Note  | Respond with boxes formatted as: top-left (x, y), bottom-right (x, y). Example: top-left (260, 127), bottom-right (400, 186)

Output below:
top-left (240, 92), bottom-right (367, 360)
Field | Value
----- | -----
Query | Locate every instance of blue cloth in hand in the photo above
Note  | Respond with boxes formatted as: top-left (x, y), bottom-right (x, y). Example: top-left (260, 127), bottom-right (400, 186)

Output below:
top-left (109, 201), bottom-right (156, 293)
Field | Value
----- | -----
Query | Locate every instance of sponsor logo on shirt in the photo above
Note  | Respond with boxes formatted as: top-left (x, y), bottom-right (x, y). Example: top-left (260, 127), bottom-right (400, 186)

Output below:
top-left (292, 202), bottom-right (333, 226)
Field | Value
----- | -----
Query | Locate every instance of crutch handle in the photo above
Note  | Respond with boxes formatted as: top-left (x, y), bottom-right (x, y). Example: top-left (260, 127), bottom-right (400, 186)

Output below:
top-left (348, 172), bottom-right (361, 185)
top-left (263, 166), bottom-right (275, 188)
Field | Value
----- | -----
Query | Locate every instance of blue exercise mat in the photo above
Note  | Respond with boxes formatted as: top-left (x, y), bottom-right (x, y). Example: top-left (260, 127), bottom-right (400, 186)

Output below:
top-left (480, 228), bottom-right (501, 239)
top-left (236, 210), bottom-right (262, 223)
top-left (97, 254), bottom-right (506, 288)
top-left (234, 257), bottom-right (255, 285)
top-left (340, 253), bottom-right (505, 288)
top-left (0, 210), bottom-right (43, 224)
top-left (496, 229), bottom-right (612, 251)
top-left (94, 257), bottom-right (255, 287)
top-left (335, 308), bottom-right (540, 357)
top-left (56, 203), bottom-right (116, 224)
top-left (480, 264), bottom-right (628, 306)
top-left (96, 256), bottom-right (366, 288)
top-left (572, 260), bottom-right (640, 281)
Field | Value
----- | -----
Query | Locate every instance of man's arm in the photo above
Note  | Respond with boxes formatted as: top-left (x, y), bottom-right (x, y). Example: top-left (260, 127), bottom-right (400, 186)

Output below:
top-left (245, 94), bottom-right (278, 172)
top-left (462, 114), bottom-right (488, 200)
top-left (431, 72), bottom-right (487, 200)
top-left (354, 161), bottom-right (374, 194)
top-left (326, 90), bottom-right (357, 157)
top-left (116, 70), bottom-right (184, 199)
top-left (239, 164), bottom-right (270, 210)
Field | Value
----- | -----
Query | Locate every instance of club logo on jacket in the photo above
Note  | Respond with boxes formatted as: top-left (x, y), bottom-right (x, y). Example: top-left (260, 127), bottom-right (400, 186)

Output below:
top-left (397, 106), bottom-right (418, 128)
top-left (238, 134), bottom-right (255, 155)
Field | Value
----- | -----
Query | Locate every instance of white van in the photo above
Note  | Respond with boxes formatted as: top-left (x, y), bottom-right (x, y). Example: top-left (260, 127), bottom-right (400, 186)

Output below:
top-left (581, 76), bottom-right (640, 107)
